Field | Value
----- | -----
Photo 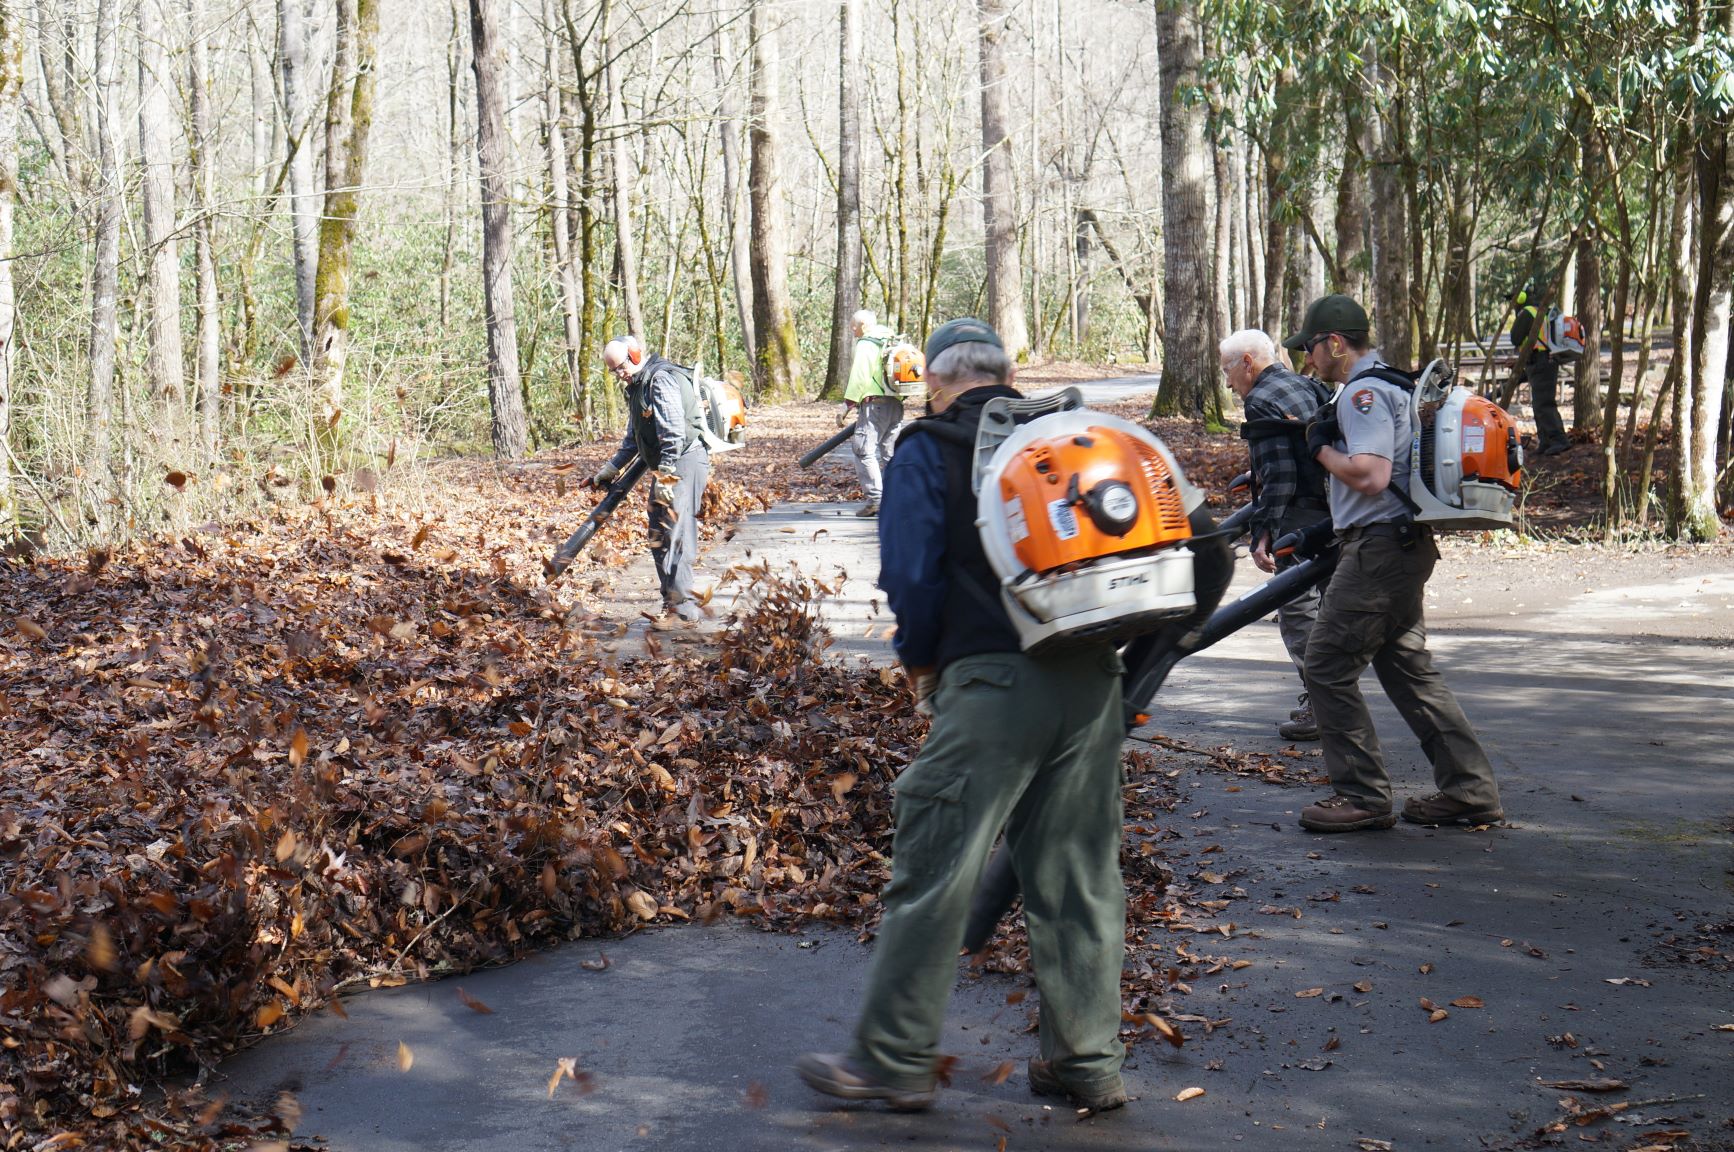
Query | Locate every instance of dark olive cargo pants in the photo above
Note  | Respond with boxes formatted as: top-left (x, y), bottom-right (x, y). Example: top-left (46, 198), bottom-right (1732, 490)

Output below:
top-left (1301, 527), bottom-right (1501, 812)
top-left (850, 648), bottom-right (1128, 1095)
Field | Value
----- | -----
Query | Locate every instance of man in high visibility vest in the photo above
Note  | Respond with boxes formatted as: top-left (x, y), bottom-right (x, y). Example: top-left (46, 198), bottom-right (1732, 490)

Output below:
top-left (839, 310), bottom-right (906, 518)
top-left (1509, 288), bottom-right (1571, 456)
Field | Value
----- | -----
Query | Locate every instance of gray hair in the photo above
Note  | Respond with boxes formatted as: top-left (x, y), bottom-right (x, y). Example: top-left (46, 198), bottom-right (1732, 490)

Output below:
top-left (852, 309), bottom-right (876, 331)
top-left (1219, 328), bottom-right (1275, 366)
top-left (927, 340), bottom-right (1012, 388)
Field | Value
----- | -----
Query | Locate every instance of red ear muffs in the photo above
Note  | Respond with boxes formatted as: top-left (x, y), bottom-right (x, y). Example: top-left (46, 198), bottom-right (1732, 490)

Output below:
top-left (618, 335), bottom-right (645, 366)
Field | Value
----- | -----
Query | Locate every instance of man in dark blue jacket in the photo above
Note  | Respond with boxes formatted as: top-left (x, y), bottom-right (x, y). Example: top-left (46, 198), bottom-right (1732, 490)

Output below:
top-left (796, 320), bottom-right (1130, 1114)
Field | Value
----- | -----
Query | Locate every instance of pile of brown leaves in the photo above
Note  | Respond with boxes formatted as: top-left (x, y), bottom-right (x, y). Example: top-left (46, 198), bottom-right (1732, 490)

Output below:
top-left (0, 490), bottom-right (920, 1145)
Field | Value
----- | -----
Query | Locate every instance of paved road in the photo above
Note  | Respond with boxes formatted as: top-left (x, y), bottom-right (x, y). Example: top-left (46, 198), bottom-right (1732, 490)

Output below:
top-left (221, 496), bottom-right (1734, 1151)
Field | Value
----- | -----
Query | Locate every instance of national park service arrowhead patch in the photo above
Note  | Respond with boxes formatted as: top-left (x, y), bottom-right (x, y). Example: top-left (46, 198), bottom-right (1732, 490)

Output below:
top-left (1351, 388), bottom-right (1375, 414)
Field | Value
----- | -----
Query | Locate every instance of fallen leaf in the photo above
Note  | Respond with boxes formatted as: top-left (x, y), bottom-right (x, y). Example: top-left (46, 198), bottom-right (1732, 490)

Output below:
top-left (625, 889), bottom-right (659, 921)
top-left (14, 617), bottom-right (47, 642)
top-left (830, 771), bottom-right (857, 802)
top-left (254, 1000), bottom-right (285, 1029)
top-left (744, 1081), bottom-right (769, 1108)
top-left (1603, 977), bottom-right (1651, 987)
top-left (1538, 1077), bottom-right (1627, 1092)
top-left (981, 1060), bottom-right (1015, 1085)
top-left (1175, 1086), bottom-right (1205, 1102)
top-left (580, 952), bottom-right (611, 972)
top-left (1353, 980), bottom-right (1373, 994)
top-left (1295, 987), bottom-right (1324, 998)
top-left (548, 1056), bottom-right (577, 1097)
top-left (457, 987), bottom-right (493, 1014)
top-left (1419, 963), bottom-right (1434, 975)
top-left (397, 1041), bottom-right (414, 1072)
top-left (1428, 1009), bottom-right (1449, 1023)
top-left (1450, 996), bottom-right (1485, 1009)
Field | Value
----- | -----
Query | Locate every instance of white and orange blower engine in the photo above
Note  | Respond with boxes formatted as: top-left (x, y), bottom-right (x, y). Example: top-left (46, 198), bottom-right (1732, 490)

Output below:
top-left (972, 389), bottom-right (1204, 652)
top-left (1401, 360), bottom-right (1523, 531)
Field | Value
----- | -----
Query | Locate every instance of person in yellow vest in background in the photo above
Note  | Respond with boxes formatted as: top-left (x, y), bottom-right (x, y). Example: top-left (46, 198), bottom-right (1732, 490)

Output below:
top-left (1509, 287), bottom-right (1571, 457)
top-left (839, 310), bottom-right (906, 518)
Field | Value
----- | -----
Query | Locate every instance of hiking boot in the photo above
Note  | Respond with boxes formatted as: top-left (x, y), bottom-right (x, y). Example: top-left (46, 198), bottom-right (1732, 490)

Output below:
top-left (1402, 791), bottom-right (1504, 827)
top-left (1290, 692), bottom-right (1311, 721)
top-left (1277, 706), bottom-right (1319, 741)
top-left (794, 1053), bottom-right (935, 1111)
top-left (855, 501), bottom-right (880, 518)
top-left (1541, 441), bottom-right (1571, 456)
top-left (1299, 793), bottom-right (1397, 833)
top-left (1027, 1059), bottom-right (1128, 1113)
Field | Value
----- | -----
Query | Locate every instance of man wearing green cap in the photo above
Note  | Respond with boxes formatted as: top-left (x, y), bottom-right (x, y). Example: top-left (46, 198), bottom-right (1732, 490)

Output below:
top-left (796, 318), bottom-right (1132, 1114)
top-left (1282, 295), bottom-right (1503, 833)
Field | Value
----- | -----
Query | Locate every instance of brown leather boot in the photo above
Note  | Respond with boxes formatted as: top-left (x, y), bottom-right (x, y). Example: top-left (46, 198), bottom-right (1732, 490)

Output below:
top-left (795, 1053), bottom-right (935, 1111)
top-left (1402, 791), bottom-right (1504, 827)
top-left (1027, 1059), bottom-right (1128, 1112)
top-left (1299, 793), bottom-right (1396, 833)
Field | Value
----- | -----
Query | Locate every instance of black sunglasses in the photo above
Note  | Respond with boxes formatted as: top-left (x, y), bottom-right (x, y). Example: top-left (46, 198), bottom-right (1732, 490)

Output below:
top-left (1304, 332), bottom-right (1338, 353)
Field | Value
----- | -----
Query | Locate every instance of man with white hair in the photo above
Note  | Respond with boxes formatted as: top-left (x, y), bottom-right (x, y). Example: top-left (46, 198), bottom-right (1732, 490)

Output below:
top-left (840, 309), bottom-right (905, 517)
top-left (592, 335), bottom-right (711, 622)
top-left (1222, 327), bottom-right (1332, 739)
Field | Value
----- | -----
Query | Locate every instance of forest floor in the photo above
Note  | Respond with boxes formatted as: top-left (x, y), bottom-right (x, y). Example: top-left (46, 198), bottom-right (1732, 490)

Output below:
top-left (2, 363), bottom-right (1730, 1151)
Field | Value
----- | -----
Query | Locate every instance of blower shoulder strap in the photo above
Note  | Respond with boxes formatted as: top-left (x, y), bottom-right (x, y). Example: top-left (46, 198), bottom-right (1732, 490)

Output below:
top-left (971, 387), bottom-right (1084, 495)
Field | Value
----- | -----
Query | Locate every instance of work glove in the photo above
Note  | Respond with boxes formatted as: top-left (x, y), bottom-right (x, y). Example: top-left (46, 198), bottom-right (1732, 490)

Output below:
top-left (591, 462), bottom-right (622, 488)
top-left (1305, 408), bottom-right (1340, 460)
top-left (909, 665), bottom-right (939, 716)
top-left (837, 402), bottom-right (855, 429)
top-left (649, 471), bottom-right (679, 506)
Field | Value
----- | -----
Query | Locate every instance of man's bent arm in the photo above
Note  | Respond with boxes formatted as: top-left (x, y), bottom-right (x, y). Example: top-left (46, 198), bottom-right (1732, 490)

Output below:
top-left (1316, 447), bottom-right (1392, 496)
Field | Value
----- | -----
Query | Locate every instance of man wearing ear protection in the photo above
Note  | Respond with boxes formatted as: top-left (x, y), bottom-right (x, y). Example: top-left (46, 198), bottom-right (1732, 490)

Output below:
top-left (595, 336), bottom-right (712, 622)
top-left (1509, 286), bottom-right (1571, 456)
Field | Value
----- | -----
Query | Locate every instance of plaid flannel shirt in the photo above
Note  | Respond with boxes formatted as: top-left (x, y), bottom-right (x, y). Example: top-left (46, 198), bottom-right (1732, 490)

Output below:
top-left (1243, 364), bottom-right (1330, 546)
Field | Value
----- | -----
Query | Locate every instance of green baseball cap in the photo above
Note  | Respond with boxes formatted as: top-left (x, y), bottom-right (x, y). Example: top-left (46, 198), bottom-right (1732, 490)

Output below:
top-left (924, 317), bottom-right (1004, 365)
top-left (1282, 294), bottom-right (1370, 351)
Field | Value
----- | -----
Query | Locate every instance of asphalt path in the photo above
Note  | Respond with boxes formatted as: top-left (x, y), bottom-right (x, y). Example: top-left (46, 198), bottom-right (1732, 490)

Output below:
top-left (222, 453), bottom-right (1734, 1151)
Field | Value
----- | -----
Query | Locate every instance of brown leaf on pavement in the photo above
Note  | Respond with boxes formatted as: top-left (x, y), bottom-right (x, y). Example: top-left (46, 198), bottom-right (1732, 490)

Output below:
top-left (744, 1081), bottom-right (769, 1108)
top-left (981, 1061), bottom-right (1016, 1085)
top-left (456, 987), bottom-right (493, 1014)
top-left (1175, 1086), bottom-right (1205, 1102)
top-left (1295, 987), bottom-right (1324, 998)
top-left (397, 1042), bottom-right (414, 1072)
top-left (1538, 1078), bottom-right (1627, 1092)
top-left (1450, 996), bottom-right (1485, 1009)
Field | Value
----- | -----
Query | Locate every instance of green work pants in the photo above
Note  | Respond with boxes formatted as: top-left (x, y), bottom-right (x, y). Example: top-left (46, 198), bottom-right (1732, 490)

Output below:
top-left (850, 647), bottom-right (1128, 1095)
top-left (1302, 529), bottom-right (1501, 812)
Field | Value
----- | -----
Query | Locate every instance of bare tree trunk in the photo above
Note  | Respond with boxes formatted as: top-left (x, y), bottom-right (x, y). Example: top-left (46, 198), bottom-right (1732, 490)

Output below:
top-left (469, 0), bottom-right (528, 459)
top-left (1260, 148), bottom-right (1288, 334)
top-left (1152, 0), bottom-right (1215, 420)
top-left (1685, 113), bottom-right (1733, 541)
top-left (600, 0), bottom-right (643, 337)
top-left (976, 0), bottom-right (1028, 358)
top-left (1366, 48), bottom-right (1412, 365)
top-left (0, 2), bottom-right (18, 530)
top-left (139, 0), bottom-right (185, 407)
top-left (747, 0), bottom-right (802, 396)
top-left (440, 0), bottom-right (463, 335)
top-left (712, 13), bottom-right (755, 366)
top-left (1575, 136), bottom-right (1606, 431)
top-left (188, 0), bottom-right (220, 454)
top-left (1334, 85), bottom-right (1369, 301)
top-left (310, 0), bottom-right (379, 459)
top-left (893, 0), bottom-right (911, 332)
top-left (1665, 139), bottom-right (1696, 533)
top-left (1211, 117), bottom-right (1231, 350)
top-left (822, 0), bottom-right (862, 399)
top-left (542, 0), bottom-right (582, 418)
top-left (278, 0), bottom-right (318, 359)
top-left (87, 0), bottom-right (121, 501)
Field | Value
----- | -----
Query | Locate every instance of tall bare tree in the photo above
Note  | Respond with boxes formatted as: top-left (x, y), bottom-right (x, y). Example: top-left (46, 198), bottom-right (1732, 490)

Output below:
top-left (188, 0), bottom-right (220, 453)
top-left (86, 0), bottom-right (122, 498)
top-left (600, 0), bottom-right (643, 338)
top-left (747, 0), bottom-right (802, 395)
top-left (310, 0), bottom-right (379, 454)
top-left (470, 0), bottom-right (528, 458)
top-left (1685, 104), bottom-right (1733, 540)
top-left (1152, 0), bottom-right (1216, 419)
top-left (0, 0), bottom-right (18, 529)
top-left (823, 0), bottom-right (862, 398)
top-left (278, 0), bottom-right (318, 358)
top-left (1365, 50), bottom-right (1412, 365)
top-left (542, 0), bottom-right (582, 416)
top-left (138, 0), bottom-right (184, 405)
top-left (712, 12), bottom-right (755, 367)
top-left (975, 0), bottom-right (1028, 358)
